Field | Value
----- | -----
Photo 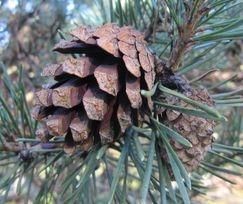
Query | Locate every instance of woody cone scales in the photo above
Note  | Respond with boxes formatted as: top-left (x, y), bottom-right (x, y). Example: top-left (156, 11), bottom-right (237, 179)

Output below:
top-left (32, 23), bottom-right (215, 172)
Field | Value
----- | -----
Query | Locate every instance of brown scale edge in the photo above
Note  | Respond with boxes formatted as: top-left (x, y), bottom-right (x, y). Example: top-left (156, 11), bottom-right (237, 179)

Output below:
top-left (82, 86), bottom-right (109, 121)
top-left (51, 79), bottom-right (86, 108)
top-left (69, 111), bottom-right (91, 142)
top-left (45, 108), bottom-right (74, 136)
top-left (94, 64), bottom-right (120, 96)
top-left (99, 99), bottom-right (116, 144)
top-left (125, 73), bottom-right (142, 109)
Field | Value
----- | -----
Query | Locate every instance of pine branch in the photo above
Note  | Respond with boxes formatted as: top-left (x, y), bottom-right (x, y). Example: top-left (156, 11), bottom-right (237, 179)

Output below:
top-left (168, 1), bottom-right (207, 71)
top-left (1, 1), bottom-right (243, 203)
top-left (0, 137), bottom-right (22, 153)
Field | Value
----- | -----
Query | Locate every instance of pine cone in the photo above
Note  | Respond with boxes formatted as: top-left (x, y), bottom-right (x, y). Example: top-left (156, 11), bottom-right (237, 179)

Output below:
top-left (157, 79), bottom-right (216, 172)
top-left (31, 23), bottom-right (216, 172)
top-left (32, 23), bottom-right (156, 154)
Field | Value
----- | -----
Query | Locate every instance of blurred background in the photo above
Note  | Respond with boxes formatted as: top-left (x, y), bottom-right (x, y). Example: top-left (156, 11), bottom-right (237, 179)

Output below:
top-left (0, 0), bottom-right (242, 203)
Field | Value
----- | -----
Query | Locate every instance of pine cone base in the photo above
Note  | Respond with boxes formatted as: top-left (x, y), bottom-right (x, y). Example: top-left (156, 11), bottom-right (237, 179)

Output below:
top-left (158, 88), bottom-right (216, 172)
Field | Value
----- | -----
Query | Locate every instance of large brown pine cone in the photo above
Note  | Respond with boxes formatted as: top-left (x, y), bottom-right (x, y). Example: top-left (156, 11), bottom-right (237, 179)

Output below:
top-left (157, 80), bottom-right (216, 172)
top-left (31, 23), bottom-right (216, 172)
top-left (32, 23), bottom-right (156, 154)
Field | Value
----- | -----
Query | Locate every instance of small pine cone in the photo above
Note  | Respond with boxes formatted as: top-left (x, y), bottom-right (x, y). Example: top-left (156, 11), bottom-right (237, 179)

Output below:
top-left (32, 23), bottom-right (157, 154)
top-left (158, 85), bottom-right (216, 172)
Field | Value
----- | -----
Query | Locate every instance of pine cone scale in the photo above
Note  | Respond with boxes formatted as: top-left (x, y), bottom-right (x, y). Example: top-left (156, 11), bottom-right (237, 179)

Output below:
top-left (97, 37), bottom-right (120, 57)
top-left (118, 41), bottom-right (137, 58)
top-left (117, 100), bottom-right (132, 133)
top-left (69, 113), bottom-right (90, 142)
top-left (62, 57), bottom-right (97, 78)
top-left (99, 100), bottom-right (116, 144)
top-left (52, 81), bottom-right (86, 108)
top-left (117, 29), bottom-right (136, 44)
top-left (35, 89), bottom-right (53, 106)
top-left (82, 87), bottom-right (109, 121)
top-left (70, 26), bottom-right (96, 45)
top-left (94, 64), bottom-right (119, 96)
top-left (126, 75), bottom-right (142, 109)
top-left (123, 55), bottom-right (141, 77)
top-left (53, 39), bottom-right (102, 54)
top-left (42, 64), bottom-right (63, 77)
top-left (139, 53), bottom-right (152, 72)
top-left (46, 109), bottom-right (73, 136)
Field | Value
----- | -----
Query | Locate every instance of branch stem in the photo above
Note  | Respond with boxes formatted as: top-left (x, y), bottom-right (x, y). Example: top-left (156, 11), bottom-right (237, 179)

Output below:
top-left (169, 1), bottom-right (206, 71)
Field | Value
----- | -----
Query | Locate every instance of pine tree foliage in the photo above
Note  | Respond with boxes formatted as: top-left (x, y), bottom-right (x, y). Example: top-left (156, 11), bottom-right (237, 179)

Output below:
top-left (0, 0), bottom-right (243, 203)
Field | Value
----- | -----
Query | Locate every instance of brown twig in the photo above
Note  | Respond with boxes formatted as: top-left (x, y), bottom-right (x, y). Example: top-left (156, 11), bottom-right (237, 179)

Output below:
top-left (144, 13), bottom-right (161, 41)
top-left (189, 69), bottom-right (219, 84)
top-left (168, 1), bottom-right (207, 72)
top-left (0, 137), bottom-right (22, 152)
